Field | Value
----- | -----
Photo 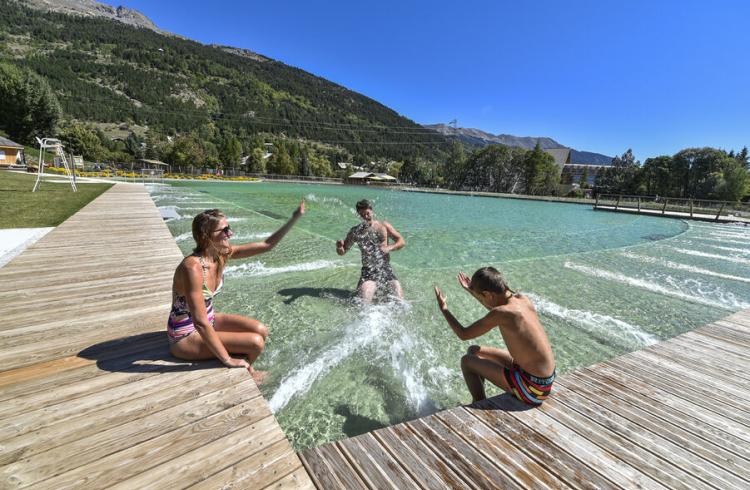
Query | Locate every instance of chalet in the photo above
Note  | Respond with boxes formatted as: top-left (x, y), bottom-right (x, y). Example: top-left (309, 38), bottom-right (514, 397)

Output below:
top-left (0, 136), bottom-right (24, 168)
top-left (346, 172), bottom-right (398, 185)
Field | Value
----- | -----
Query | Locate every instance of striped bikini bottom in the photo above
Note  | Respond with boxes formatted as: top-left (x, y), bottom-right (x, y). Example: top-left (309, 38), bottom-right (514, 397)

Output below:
top-left (504, 364), bottom-right (555, 406)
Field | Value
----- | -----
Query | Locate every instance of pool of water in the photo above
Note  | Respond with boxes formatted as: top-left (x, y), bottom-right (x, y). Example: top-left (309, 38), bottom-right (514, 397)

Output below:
top-left (150, 181), bottom-right (750, 451)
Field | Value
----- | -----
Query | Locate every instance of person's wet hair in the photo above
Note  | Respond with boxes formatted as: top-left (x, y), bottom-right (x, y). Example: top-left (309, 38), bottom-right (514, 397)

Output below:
top-left (470, 267), bottom-right (513, 295)
top-left (356, 199), bottom-right (373, 211)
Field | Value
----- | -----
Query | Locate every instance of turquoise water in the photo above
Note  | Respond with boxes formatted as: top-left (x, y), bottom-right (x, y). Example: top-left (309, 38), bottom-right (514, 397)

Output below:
top-left (150, 182), bottom-right (750, 451)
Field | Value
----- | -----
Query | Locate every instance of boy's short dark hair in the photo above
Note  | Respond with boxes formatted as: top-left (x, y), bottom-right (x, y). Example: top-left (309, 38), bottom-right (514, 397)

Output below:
top-left (471, 267), bottom-right (511, 294)
top-left (356, 199), bottom-right (373, 210)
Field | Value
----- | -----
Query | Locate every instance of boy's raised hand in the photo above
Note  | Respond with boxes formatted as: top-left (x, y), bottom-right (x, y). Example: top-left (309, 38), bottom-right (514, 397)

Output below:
top-left (434, 286), bottom-right (448, 311)
top-left (293, 200), bottom-right (305, 218)
top-left (458, 272), bottom-right (472, 292)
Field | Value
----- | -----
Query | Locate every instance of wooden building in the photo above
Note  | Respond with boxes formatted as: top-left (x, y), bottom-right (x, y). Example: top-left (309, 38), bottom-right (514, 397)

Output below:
top-left (0, 136), bottom-right (24, 168)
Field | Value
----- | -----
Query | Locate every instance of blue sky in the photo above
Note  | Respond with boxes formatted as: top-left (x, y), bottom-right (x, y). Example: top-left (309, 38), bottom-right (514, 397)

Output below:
top-left (115, 0), bottom-right (749, 160)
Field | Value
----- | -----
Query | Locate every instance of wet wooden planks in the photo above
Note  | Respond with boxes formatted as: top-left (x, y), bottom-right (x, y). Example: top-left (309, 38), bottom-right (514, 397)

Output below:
top-left (301, 310), bottom-right (750, 489)
top-left (0, 184), bottom-right (312, 489)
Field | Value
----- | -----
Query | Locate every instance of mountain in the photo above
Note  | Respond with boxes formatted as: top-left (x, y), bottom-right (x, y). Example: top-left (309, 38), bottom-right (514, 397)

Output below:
top-left (425, 124), bottom-right (562, 150)
top-left (426, 123), bottom-right (613, 164)
top-left (1, 0), bottom-right (446, 161)
top-left (21, 0), bottom-right (162, 33)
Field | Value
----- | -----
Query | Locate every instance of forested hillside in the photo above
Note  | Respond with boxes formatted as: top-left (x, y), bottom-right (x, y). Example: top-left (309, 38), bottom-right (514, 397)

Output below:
top-left (0, 0), bottom-right (446, 165)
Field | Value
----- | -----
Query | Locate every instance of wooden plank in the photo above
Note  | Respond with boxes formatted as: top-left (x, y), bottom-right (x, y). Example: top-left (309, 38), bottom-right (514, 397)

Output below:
top-left (263, 467), bottom-right (316, 489)
top-left (337, 433), bottom-right (420, 489)
top-left (302, 443), bottom-right (368, 490)
top-left (550, 385), bottom-right (743, 489)
top-left (611, 355), bottom-right (750, 428)
top-left (188, 439), bottom-right (304, 490)
top-left (499, 403), bottom-right (667, 489)
top-left (20, 383), bottom-right (266, 489)
top-left (560, 372), bottom-right (750, 482)
top-left (681, 330), bottom-right (750, 359)
top-left (0, 366), bottom-right (238, 466)
top-left (466, 406), bottom-right (616, 490)
top-left (408, 416), bottom-right (525, 489)
top-left (436, 409), bottom-right (570, 490)
top-left (658, 334), bottom-right (750, 371)
top-left (0, 358), bottom-right (217, 441)
top-left (630, 349), bottom-right (749, 401)
top-left (109, 415), bottom-right (287, 489)
top-left (0, 334), bottom-right (166, 400)
top-left (584, 362), bottom-right (750, 446)
top-left (373, 424), bottom-right (470, 489)
top-left (536, 396), bottom-right (694, 489)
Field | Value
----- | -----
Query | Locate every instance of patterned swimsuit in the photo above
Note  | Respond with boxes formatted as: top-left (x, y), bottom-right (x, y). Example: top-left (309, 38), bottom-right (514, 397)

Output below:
top-left (167, 256), bottom-right (223, 344)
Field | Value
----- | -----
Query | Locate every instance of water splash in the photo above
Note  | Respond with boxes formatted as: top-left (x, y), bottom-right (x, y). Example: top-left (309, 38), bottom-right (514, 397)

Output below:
top-left (564, 261), bottom-right (749, 310)
top-left (527, 293), bottom-right (658, 347)
top-left (622, 251), bottom-right (750, 284)
top-left (225, 260), bottom-right (342, 278)
top-left (270, 303), bottom-right (404, 412)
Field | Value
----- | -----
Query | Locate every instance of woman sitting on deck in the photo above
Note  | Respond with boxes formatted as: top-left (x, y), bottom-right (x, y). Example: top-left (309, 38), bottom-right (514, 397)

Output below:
top-left (167, 202), bottom-right (304, 378)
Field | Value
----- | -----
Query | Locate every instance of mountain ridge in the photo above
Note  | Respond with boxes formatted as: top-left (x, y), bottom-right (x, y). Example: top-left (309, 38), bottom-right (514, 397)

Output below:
top-left (426, 123), bottom-right (613, 164)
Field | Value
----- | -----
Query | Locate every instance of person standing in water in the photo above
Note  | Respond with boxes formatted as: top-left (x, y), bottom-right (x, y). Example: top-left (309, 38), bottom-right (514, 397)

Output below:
top-left (435, 267), bottom-right (555, 405)
top-left (336, 199), bottom-right (405, 302)
top-left (167, 202), bottom-right (304, 381)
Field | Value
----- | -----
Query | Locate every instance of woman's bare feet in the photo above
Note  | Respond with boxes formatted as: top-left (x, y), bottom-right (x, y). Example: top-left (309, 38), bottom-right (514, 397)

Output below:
top-left (248, 366), bottom-right (268, 386)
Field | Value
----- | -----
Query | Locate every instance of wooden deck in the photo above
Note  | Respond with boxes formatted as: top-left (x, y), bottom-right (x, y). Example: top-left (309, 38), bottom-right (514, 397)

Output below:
top-left (301, 309), bottom-right (750, 489)
top-left (594, 204), bottom-right (750, 224)
top-left (0, 184), bottom-right (312, 489)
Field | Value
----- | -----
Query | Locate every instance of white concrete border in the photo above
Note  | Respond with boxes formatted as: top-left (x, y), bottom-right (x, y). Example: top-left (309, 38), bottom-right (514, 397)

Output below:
top-left (0, 228), bottom-right (54, 268)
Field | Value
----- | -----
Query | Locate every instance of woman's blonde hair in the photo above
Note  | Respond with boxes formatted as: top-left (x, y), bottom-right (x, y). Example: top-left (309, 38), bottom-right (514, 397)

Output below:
top-left (192, 209), bottom-right (231, 269)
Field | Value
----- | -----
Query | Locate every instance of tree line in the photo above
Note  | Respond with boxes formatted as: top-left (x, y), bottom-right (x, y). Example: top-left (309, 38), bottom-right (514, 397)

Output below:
top-left (596, 148), bottom-right (749, 201)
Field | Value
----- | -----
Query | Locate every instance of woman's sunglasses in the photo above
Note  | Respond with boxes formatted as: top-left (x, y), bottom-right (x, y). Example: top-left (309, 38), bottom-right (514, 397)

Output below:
top-left (215, 225), bottom-right (233, 237)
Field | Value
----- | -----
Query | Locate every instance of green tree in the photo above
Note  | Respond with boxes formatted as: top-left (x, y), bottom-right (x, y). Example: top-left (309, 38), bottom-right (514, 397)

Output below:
top-left (124, 132), bottom-right (145, 160)
top-left (444, 140), bottom-right (466, 189)
top-left (0, 62), bottom-right (62, 144)
top-left (523, 142), bottom-right (558, 195)
top-left (246, 147), bottom-right (266, 174)
top-left (579, 166), bottom-right (590, 188)
top-left (58, 122), bottom-right (109, 162)
top-left (219, 135), bottom-right (242, 171)
top-left (268, 142), bottom-right (295, 175)
top-left (166, 134), bottom-right (206, 170)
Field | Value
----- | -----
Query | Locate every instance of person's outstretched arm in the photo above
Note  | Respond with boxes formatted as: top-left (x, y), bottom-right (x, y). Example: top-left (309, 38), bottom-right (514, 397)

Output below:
top-left (435, 286), bottom-right (498, 340)
top-left (336, 229), bottom-right (355, 256)
top-left (382, 221), bottom-right (405, 253)
top-left (230, 201), bottom-right (304, 260)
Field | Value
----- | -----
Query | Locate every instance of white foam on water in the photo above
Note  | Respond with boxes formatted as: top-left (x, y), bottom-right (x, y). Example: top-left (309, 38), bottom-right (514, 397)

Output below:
top-left (527, 293), bottom-right (658, 347)
top-left (564, 261), bottom-right (749, 310)
top-left (692, 236), bottom-right (750, 246)
top-left (671, 247), bottom-right (750, 265)
top-left (175, 231), bottom-right (193, 242)
top-left (269, 303), bottom-right (401, 412)
top-left (226, 217), bottom-right (248, 223)
top-left (704, 244), bottom-right (750, 255)
top-left (621, 251), bottom-right (750, 284)
top-left (225, 259), bottom-right (340, 278)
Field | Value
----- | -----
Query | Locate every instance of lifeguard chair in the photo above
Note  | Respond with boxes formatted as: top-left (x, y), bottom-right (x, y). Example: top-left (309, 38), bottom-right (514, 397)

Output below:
top-left (32, 137), bottom-right (77, 192)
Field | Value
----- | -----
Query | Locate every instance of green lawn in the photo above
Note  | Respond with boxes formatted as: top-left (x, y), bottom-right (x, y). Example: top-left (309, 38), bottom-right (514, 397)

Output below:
top-left (0, 171), bottom-right (112, 228)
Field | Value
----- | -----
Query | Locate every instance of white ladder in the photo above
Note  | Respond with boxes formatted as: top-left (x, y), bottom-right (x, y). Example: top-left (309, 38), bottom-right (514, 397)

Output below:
top-left (32, 137), bottom-right (77, 192)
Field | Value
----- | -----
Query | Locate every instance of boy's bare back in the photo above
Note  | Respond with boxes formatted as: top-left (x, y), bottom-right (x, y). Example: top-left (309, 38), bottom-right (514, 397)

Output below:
top-left (490, 294), bottom-right (555, 378)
